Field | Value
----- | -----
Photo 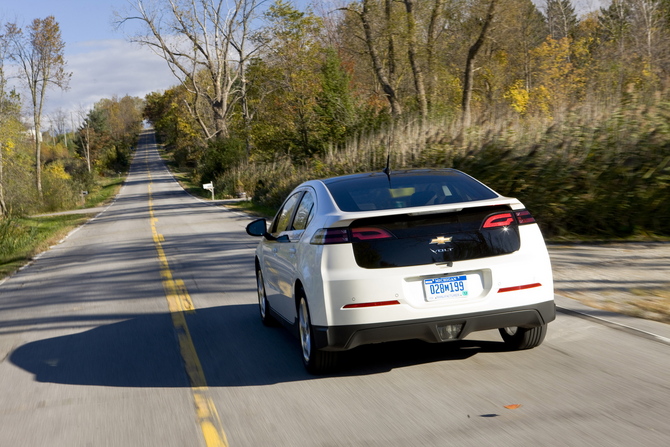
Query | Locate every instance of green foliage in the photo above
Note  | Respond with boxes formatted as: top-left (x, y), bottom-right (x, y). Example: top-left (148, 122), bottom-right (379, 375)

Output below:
top-left (314, 48), bottom-right (359, 145)
top-left (144, 87), bottom-right (204, 170)
top-left (41, 161), bottom-right (80, 212)
top-left (197, 137), bottom-right (246, 187)
top-left (75, 95), bottom-right (143, 175)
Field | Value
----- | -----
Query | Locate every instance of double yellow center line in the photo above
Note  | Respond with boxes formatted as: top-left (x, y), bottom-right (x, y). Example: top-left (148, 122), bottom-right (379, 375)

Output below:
top-left (147, 160), bottom-right (229, 447)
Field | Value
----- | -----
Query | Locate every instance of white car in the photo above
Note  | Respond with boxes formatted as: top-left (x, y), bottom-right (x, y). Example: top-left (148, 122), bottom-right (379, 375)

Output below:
top-left (246, 169), bottom-right (555, 374)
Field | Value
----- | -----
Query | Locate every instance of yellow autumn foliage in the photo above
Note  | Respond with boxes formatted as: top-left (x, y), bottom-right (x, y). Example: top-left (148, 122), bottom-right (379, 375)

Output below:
top-left (2, 139), bottom-right (15, 155)
top-left (504, 80), bottom-right (530, 115)
top-left (43, 161), bottom-right (71, 180)
top-left (531, 36), bottom-right (589, 113)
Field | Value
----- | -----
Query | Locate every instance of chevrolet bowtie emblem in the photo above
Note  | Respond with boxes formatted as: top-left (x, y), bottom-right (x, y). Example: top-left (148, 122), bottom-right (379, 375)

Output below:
top-left (430, 236), bottom-right (452, 245)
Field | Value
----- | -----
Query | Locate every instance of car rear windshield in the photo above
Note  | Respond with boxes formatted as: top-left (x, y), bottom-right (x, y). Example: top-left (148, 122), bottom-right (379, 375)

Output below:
top-left (323, 170), bottom-right (499, 212)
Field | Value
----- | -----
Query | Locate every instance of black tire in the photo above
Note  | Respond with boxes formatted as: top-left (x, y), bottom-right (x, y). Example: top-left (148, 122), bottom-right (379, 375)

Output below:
top-left (298, 295), bottom-right (338, 374)
top-left (256, 268), bottom-right (275, 326)
top-left (498, 324), bottom-right (547, 350)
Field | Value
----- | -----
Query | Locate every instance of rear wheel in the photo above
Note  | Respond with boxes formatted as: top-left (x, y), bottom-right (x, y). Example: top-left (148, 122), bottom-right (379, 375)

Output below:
top-left (499, 324), bottom-right (547, 350)
top-left (256, 268), bottom-right (275, 326)
top-left (298, 295), bottom-right (337, 374)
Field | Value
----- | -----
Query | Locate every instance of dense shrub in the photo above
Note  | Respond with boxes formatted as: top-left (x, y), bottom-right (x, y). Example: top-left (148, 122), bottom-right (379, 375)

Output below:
top-left (223, 97), bottom-right (670, 240)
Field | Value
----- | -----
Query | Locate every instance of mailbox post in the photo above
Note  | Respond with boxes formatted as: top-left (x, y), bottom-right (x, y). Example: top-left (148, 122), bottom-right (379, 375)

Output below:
top-left (203, 182), bottom-right (214, 200)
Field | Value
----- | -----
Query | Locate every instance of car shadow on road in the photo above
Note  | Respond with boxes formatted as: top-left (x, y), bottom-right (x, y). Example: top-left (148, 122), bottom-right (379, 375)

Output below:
top-left (10, 304), bottom-right (510, 387)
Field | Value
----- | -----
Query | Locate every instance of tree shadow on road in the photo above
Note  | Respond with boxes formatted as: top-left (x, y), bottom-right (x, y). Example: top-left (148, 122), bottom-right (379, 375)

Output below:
top-left (10, 304), bottom-right (510, 387)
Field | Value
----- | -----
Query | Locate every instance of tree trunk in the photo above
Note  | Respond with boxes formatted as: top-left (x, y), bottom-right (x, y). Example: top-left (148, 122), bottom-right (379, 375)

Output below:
top-left (34, 118), bottom-right (42, 196)
top-left (361, 0), bottom-right (402, 118)
top-left (385, 0), bottom-right (397, 94)
top-left (403, 0), bottom-right (428, 121)
top-left (426, 0), bottom-right (445, 111)
top-left (0, 142), bottom-right (6, 217)
top-left (462, 0), bottom-right (497, 128)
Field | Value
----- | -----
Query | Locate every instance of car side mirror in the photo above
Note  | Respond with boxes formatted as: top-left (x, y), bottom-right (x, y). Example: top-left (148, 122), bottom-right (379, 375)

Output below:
top-left (246, 218), bottom-right (268, 237)
top-left (246, 218), bottom-right (290, 242)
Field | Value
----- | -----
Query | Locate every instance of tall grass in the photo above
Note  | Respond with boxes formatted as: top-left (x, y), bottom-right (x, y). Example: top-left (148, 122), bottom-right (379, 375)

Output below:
top-left (217, 96), bottom-right (670, 239)
top-left (0, 215), bottom-right (88, 278)
top-left (0, 177), bottom-right (125, 279)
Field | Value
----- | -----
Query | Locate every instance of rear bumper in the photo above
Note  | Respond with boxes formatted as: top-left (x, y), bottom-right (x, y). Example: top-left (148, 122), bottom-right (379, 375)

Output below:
top-left (313, 300), bottom-right (556, 351)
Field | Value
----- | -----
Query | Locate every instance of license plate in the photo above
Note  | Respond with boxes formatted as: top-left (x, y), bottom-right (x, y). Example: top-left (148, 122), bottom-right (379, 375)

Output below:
top-left (424, 275), bottom-right (469, 301)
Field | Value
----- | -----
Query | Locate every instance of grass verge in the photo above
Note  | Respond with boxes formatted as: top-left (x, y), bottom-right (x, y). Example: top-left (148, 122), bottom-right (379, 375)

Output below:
top-left (223, 200), bottom-right (276, 218)
top-left (0, 176), bottom-right (124, 281)
top-left (0, 215), bottom-right (89, 279)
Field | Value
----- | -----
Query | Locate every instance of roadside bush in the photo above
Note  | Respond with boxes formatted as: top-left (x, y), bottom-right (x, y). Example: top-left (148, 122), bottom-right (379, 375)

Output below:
top-left (217, 157), bottom-right (309, 209)
top-left (198, 137), bottom-right (246, 186)
top-left (233, 95), bottom-right (670, 240)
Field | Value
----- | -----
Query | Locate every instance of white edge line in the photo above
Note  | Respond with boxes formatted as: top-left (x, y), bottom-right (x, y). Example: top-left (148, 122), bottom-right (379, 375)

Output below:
top-left (556, 304), bottom-right (670, 346)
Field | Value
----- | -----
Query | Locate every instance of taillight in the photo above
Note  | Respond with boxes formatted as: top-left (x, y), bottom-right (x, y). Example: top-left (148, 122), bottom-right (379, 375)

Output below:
top-left (311, 227), bottom-right (395, 244)
top-left (482, 212), bottom-right (515, 228)
top-left (515, 210), bottom-right (536, 224)
top-left (310, 228), bottom-right (350, 245)
top-left (482, 210), bottom-right (536, 229)
top-left (351, 227), bottom-right (393, 241)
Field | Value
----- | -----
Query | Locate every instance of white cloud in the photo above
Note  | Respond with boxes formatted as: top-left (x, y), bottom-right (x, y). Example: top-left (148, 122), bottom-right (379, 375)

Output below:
top-left (44, 39), bottom-right (177, 120)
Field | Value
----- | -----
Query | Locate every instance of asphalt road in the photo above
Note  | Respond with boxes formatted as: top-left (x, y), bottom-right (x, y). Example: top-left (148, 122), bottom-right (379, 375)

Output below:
top-left (1, 131), bottom-right (669, 447)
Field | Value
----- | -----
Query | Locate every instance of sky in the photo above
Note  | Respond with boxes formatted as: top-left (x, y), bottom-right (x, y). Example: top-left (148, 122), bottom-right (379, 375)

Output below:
top-left (1, 0), bottom-right (607, 130)
top-left (1, 0), bottom-right (182, 127)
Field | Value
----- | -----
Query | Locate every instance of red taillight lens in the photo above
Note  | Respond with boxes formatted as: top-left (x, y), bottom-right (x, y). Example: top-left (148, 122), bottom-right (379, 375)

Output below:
top-left (482, 212), bottom-right (515, 228)
top-left (498, 283), bottom-right (542, 293)
top-left (515, 210), bottom-right (536, 224)
top-left (351, 227), bottom-right (393, 241)
top-left (310, 228), bottom-right (350, 245)
top-left (342, 300), bottom-right (400, 309)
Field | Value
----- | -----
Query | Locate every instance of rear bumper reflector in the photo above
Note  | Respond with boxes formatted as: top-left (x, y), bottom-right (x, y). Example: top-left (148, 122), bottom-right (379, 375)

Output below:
top-left (343, 300), bottom-right (401, 309)
top-left (498, 283), bottom-right (542, 293)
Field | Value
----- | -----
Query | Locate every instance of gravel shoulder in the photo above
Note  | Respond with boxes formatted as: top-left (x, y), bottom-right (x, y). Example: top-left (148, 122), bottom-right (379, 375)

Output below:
top-left (548, 242), bottom-right (670, 324)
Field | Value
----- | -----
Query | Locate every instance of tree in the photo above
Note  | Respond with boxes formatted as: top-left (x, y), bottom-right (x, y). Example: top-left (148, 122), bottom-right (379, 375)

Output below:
top-left (402, 0), bottom-right (428, 120)
top-left (344, 0), bottom-right (403, 118)
top-left (315, 48), bottom-right (358, 144)
top-left (74, 96), bottom-right (144, 175)
top-left (505, 0), bottom-right (547, 90)
top-left (425, 0), bottom-right (448, 110)
top-left (462, 0), bottom-right (497, 127)
top-left (627, 0), bottom-right (668, 83)
top-left (0, 30), bottom-right (23, 217)
top-left (545, 0), bottom-right (578, 40)
top-left (75, 106), bottom-right (93, 173)
top-left (118, 0), bottom-right (265, 143)
top-left (5, 16), bottom-right (70, 196)
top-left (251, 1), bottom-right (326, 157)
top-left (596, 0), bottom-right (669, 95)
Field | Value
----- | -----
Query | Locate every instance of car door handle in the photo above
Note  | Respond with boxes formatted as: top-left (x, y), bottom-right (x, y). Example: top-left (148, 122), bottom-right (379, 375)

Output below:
top-left (272, 247), bottom-right (278, 254)
top-left (288, 248), bottom-right (297, 254)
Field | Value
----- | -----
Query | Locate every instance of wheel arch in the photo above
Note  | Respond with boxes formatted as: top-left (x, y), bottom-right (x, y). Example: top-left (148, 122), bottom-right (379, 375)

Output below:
top-left (294, 279), bottom-right (306, 309)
